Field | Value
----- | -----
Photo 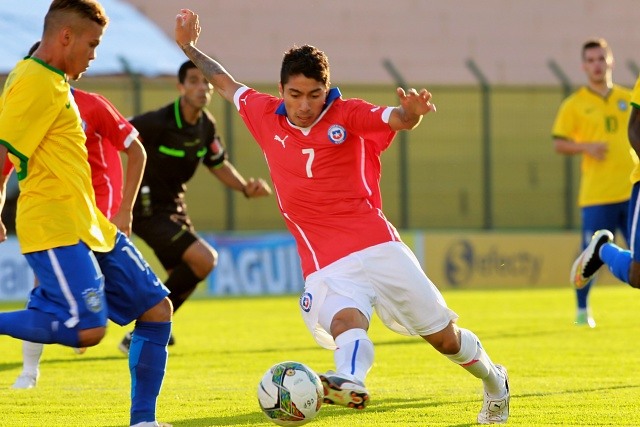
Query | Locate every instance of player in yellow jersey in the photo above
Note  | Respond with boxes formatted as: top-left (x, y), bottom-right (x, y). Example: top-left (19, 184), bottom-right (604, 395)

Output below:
top-left (0, 2), bottom-right (172, 426)
top-left (552, 38), bottom-right (637, 327)
top-left (572, 76), bottom-right (640, 298)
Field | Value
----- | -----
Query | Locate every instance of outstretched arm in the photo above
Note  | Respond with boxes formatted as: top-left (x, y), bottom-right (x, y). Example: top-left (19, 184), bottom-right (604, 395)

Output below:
top-left (175, 9), bottom-right (243, 104)
top-left (111, 137), bottom-right (146, 236)
top-left (388, 87), bottom-right (437, 131)
top-left (209, 160), bottom-right (272, 199)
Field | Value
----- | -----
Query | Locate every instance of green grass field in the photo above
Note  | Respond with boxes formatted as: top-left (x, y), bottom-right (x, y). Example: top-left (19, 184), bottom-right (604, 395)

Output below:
top-left (1, 286), bottom-right (639, 427)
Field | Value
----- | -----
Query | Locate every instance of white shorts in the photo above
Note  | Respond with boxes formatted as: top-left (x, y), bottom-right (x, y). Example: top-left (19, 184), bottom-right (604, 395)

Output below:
top-left (299, 241), bottom-right (458, 349)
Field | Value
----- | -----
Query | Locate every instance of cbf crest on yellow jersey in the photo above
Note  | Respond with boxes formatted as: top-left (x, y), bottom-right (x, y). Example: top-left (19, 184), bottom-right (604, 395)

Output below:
top-left (552, 84), bottom-right (638, 207)
top-left (0, 57), bottom-right (116, 253)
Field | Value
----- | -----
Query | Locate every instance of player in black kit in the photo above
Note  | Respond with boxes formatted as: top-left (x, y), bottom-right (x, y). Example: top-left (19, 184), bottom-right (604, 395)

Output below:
top-left (118, 60), bottom-right (272, 353)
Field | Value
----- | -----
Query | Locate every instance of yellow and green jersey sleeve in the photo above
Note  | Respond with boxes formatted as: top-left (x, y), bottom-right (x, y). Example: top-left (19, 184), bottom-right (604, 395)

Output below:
top-left (0, 58), bottom-right (116, 253)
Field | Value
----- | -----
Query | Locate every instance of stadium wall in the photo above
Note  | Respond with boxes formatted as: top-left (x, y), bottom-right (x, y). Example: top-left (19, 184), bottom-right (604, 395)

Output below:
top-left (124, 0), bottom-right (640, 86)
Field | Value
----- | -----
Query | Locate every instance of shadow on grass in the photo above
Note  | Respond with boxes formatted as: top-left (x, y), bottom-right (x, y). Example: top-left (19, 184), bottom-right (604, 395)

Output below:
top-left (136, 383), bottom-right (640, 426)
top-left (107, 395), bottom-right (483, 427)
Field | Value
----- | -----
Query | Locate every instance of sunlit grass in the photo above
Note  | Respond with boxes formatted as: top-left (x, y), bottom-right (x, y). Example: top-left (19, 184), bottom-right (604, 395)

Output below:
top-left (1, 285), bottom-right (639, 426)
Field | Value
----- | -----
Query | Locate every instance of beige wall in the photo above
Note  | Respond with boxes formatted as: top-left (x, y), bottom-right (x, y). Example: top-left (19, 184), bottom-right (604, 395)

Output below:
top-left (125, 0), bottom-right (640, 86)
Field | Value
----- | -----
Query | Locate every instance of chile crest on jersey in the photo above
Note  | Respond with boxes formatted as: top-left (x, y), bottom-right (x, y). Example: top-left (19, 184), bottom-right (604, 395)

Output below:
top-left (327, 124), bottom-right (347, 144)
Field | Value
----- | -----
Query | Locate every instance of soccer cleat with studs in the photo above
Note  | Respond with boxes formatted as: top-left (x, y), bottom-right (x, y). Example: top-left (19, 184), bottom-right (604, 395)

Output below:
top-left (319, 371), bottom-right (370, 410)
top-left (477, 364), bottom-right (510, 424)
top-left (570, 229), bottom-right (613, 289)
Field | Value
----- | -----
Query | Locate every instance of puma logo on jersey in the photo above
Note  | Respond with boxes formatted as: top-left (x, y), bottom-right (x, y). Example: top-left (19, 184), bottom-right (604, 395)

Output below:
top-left (370, 106), bottom-right (380, 112)
top-left (274, 134), bottom-right (288, 148)
top-left (240, 96), bottom-right (248, 105)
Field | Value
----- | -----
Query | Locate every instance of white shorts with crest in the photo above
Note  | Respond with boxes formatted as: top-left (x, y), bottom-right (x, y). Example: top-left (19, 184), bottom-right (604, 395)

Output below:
top-left (299, 241), bottom-right (458, 349)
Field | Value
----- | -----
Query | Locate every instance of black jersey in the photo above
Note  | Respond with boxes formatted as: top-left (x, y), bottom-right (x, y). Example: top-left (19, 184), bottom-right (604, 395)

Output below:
top-left (130, 98), bottom-right (227, 215)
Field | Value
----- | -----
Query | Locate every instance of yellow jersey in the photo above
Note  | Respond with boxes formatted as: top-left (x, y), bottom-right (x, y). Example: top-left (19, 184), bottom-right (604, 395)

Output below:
top-left (0, 57), bottom-right (116, 253)
top-left (629, 77), bottom-right (640, 184)
top-left (552, 84), bottom-right (637, 207)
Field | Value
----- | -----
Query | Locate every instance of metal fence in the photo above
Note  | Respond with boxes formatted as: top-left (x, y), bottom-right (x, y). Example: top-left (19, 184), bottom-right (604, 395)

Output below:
top-left (3, 68), bottom-right (637, 232)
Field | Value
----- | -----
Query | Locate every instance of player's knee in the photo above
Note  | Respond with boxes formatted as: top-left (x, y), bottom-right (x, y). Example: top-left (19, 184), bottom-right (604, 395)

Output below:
top-left (437, 335), bottom-right (462, 355)
top-left (422, 324), bottom-right (461, 355)
top-left (329, 308), bottom-right (368, 338)
top-left (77, 326), bottom-right (107, 347)
top-left (141, 297), bottom-right (173, 322)
top-left (186, 242), bottom-right (217, 277)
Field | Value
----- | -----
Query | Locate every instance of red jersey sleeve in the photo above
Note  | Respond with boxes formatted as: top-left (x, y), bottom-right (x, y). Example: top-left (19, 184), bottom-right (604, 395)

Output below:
top-left (236, 88), bottom-right (280, 150)
top-left (92, 93), bottom-right (138, 150)
top-left (341, 98), bottom-right (396, 153)
top-left (2, 154), bottom-right (13, 176)
top-left (74, 90), bottom-right (139, 151)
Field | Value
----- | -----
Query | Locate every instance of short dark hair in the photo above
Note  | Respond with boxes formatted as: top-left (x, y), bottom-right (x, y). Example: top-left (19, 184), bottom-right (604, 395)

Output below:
top-left (28, 41), bottom-right (41, 56)
top-left (582, 38), bottom-right (612, 61)
top-left (280, 45), bottom-right (330, 87)
top-left (178, 60), bottom-right (197, 84)
top-left (44, 0), bottom-right (109, 34)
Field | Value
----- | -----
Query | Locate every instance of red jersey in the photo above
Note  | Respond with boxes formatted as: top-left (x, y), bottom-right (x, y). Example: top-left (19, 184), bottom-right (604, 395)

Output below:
top-left (237, 87), bottom-right (400, 277)
top-left (72, 88), bottom-right (139, 219)
top-left (1, 155), bottom-right (11, 176)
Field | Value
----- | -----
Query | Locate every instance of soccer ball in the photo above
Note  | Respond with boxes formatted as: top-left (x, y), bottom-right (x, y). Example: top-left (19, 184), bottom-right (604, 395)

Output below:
top-left (257, 361), bottom-right (323, 426)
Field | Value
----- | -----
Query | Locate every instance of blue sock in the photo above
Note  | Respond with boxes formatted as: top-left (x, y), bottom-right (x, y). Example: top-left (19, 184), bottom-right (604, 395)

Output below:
top-left (0, 309), bottom-right (80, 347)
top-left (576, 280), bottom-right (592, 310)
top-left (600, 243), bottom-right (631, 284)
top-left (129, 321), bottom-right (171, 426)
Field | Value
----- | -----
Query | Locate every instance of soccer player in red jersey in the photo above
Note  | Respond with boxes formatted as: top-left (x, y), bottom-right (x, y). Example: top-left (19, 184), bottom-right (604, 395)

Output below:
top-left (174, 9), bottom-right (510, 424)
top-left (75, 88), bottom-right (146, 234)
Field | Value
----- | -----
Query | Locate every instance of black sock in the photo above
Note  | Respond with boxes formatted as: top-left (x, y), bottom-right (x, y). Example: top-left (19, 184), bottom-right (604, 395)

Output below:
top-left (164, 262), bottom-right (202, 313)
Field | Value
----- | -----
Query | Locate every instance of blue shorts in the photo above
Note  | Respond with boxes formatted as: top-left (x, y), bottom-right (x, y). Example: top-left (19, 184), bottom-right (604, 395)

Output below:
top-left (581, 200), bottom-right (630, 249)
top-left (25, 231), bottom-right (169, 329)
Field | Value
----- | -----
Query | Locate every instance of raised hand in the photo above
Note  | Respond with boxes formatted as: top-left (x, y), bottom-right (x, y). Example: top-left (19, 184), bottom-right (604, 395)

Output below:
top-left (396, 87), bottom-right (436, 116)
top-left (175, 9), bottom-right (201, 49)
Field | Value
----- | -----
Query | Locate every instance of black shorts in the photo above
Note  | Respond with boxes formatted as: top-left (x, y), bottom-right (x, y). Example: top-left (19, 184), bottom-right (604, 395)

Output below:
top-left (133, 209), bottom-right (198, 271)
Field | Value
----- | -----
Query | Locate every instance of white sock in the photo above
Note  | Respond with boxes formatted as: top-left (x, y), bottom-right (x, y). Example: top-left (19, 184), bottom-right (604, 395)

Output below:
top-left (334, 328), bottom-right (374, 384)
top-left (21, 340), bottom-right (44, 377)
top-left (446, 328), bottom-right (504, 397)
